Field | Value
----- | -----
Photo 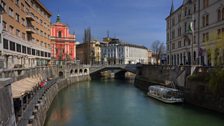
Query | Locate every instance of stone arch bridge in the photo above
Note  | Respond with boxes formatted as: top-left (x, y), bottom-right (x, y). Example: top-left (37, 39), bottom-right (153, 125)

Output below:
top-left (89, 64), bottom-right (141, 79)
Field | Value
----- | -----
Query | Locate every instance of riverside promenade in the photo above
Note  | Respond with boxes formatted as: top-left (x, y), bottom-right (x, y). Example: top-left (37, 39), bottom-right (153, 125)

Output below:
top-left (0, 65), bottom-right (90, 126)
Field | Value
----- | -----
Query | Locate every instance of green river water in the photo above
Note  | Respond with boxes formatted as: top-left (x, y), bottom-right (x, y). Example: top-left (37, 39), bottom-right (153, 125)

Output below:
top-left (45, 79), bottom-right (224, 126)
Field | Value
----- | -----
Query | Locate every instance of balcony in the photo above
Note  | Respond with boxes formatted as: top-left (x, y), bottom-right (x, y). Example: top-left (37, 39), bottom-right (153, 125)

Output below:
top-left (26, 12), bottom-right (35, 21)
top-left (26, 25), bottom-right (35, 34)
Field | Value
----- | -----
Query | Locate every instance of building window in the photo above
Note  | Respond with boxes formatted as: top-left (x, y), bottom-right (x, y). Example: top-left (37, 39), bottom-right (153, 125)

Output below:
top-left (194, 3), bottom-right (196, 13)
top-left (16, 29), bottom-right (20, 37)
top-left (15, 0), bottom-right (20, 5)
top-left (22, 33), bottom-right (25, 40)
top-left (41, 51), bottom-right (44, 57)
top-left (222, 8), bottom-right (224, 20)
top-left (217, 29), bottom-right (221, 39)
top-left (22, 46), bottom-right (26, 54)
top-left (203, 0), bottom-right (209, 9)
top-left (36, 50), bottom-right (40, 56)
top-left (9, 7), bottom-right (14, 17)
top-left (36, 28), bottom-right (39, 34)
top-left (202, 14), bottom-right (209, 27)
top-left (188, 9), bottom-right (191, 15)
top-left (10, 41), bottom-right (16, 51)
top-left (184, 7), bottom-right (188, 16)
top-left (16, 44), bottom-right (21, 52)
top-left (167, 33), bottom-right (169, 41)
top-left (203, 32), bottom-right (209, 42)
top-left (16, 13), bottom-right (20, 22)
top-left (172, 30), bottom-right (175, 39)
top-left (194, 51), bottom-right (196, 61)
top-left (40, 30), bottom-right (43, 36)
top-left (222, 28), bottom-right (224, 38)
top-left (9, 25), bottom-right (14, 34)
top-left (32, 49), bottom-right (35, 55)
top-left (58, 31), bottom-right (62, 38)
top-left (172, 43), bottom-right (175, 50)
top-left (21, 18), bottom-right (25, 26)
top-left (21, 3), bottom-right (25, 11)
top-left (218, 9), bottom-right (221, 21)
top-left (167, 44), bottom-right (170, 51)
top-left (206, 32), bottom-right (209, 41)
top-left (3, 39), bottom-right (8, 49)
top-left (1, 1), bottom-right (6, 11)
top-left (45, 52), bottom-right (48, 57)
top-left (178, 41), bottom-right (181, 48)
top-left (178, 14), bottom-right (181, 22)
top-left (172, 18), bottom-right (175, 26)
top-left (3, 21), bottom-right (7, 30)
top-left (184, 22), bottom-right (187, 32)
top-left (27, 48), bottom-right (31, 54)
top-left (48, 53), bottom-right (51, 57)
top-left (206, 15), bottom-right (209, 26)
top-left (178, 27), bottom-right (181, 36)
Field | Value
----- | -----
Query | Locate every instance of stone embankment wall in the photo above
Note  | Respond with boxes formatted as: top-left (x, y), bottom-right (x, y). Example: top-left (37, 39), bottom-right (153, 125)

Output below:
top-left (30, 75), bottom-right (90, 126)
top-left (184, 67), bottom-right (224, 113)
top-left (134, 65), bottom-right (190, 91)
top-left (185, 79), bottom-right (224, 113)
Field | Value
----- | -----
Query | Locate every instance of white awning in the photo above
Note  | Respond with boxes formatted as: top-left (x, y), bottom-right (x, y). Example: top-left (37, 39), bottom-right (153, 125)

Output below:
top-left (11, 75), bottom-right (43, 98)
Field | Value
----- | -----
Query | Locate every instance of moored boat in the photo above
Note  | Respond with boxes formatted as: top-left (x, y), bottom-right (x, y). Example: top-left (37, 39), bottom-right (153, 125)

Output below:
top-left (147, 85), bottom-right (183, 103)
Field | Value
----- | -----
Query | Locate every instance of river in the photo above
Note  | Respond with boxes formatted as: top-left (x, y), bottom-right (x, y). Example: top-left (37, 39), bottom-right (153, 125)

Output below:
top-left (45, 79), bottom-right (224, 126)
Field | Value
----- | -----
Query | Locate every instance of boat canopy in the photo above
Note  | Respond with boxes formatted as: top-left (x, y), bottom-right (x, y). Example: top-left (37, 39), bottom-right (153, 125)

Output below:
top-left (148, 85), bottom-right (180, 94)
top-left (11, 74), bottom-right (44, 98)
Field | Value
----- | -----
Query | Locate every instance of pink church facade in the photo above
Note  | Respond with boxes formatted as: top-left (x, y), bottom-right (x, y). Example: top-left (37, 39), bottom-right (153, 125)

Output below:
top-left (50, 15), bottom-right (76, 62)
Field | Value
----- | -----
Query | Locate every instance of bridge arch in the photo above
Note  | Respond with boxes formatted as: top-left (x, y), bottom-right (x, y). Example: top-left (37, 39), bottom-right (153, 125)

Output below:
top-left (79, 69), bottom-right (83, 74)
top-left (59, 71), bottom-right (64, 77)
top-left (70, 69), bottom-right (73, 74)
top-left (84, 69), bottom-right (88, 74)
top-left (75, 69), bottom-right (78, 74)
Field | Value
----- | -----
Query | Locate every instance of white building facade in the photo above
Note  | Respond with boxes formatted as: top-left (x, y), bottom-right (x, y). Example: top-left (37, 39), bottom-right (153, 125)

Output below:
top-left (101, 39), bottom-right (148, 64)
top-left (166, 0), bottom-right (224, 66)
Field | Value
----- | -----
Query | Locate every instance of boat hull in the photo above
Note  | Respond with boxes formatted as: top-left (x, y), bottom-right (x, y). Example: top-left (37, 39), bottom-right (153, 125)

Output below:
top-left (147, 92), bottom-right (183, 104)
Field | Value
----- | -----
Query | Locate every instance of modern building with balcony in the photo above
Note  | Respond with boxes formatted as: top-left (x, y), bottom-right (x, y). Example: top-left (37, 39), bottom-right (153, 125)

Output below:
top-left (0, 0), bottom-right (52, 69)
top-left (166, 0), bottom-right (224, 66)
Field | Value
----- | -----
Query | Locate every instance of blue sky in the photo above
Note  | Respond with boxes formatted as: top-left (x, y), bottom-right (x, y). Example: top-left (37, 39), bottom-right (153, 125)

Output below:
top-left (41, 0), bottom-right (182, 48)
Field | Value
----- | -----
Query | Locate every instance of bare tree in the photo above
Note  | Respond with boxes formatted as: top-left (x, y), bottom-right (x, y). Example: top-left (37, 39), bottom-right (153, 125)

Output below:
top-left (151, 40), bottom-right (165, 65)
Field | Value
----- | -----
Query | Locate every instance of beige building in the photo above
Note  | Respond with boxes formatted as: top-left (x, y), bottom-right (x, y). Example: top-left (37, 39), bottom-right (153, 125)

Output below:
top-left (166, 0), bottom-right (224, 66)
top-left (0, 0), bottom-right (51, 69)
top-left (76, 40), bottom-right (101, 65)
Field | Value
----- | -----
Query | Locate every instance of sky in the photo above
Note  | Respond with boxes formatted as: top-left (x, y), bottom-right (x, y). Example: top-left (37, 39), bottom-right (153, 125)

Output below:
top-left (40, 0), bottom-right (182, 49)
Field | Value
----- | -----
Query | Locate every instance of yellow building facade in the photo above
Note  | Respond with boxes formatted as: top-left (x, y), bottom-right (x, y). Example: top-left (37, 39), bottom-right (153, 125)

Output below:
top-left (0, 0), bottom-right (51, 69)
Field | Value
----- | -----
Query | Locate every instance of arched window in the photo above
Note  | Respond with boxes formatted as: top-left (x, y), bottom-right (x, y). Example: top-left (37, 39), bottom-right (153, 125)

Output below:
top-left (58, 31), bottom-right (62, 38)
